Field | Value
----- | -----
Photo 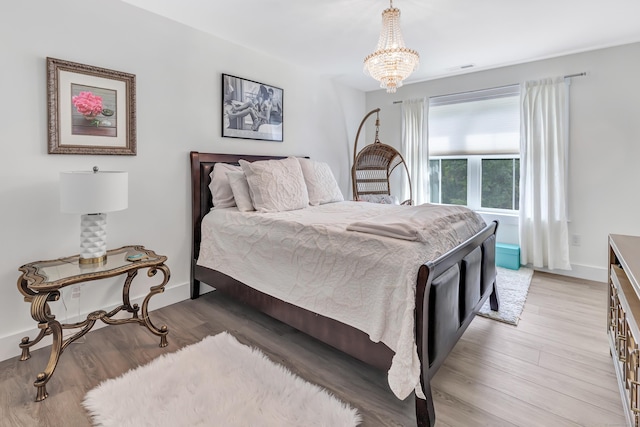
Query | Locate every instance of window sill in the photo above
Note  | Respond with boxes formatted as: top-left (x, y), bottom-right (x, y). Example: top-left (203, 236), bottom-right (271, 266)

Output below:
top-left (476, 211), bottom-right (519, 227)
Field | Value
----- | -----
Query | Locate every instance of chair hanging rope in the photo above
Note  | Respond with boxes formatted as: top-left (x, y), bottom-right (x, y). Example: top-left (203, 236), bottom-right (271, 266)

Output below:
top-left (351, 108), bottom-right (413, 205)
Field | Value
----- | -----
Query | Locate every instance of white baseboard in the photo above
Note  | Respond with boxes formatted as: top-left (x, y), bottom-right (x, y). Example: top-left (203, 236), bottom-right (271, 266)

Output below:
top-left (0, 281), bottom-right (190, 364)
top-left (529, 262), bottom-right (607, 283)
top-left (1, 263), bottom-right (605, 364)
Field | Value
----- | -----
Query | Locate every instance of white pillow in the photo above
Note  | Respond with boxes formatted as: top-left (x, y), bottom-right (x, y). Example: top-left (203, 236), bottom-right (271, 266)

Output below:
top-left (239, 157), bottom-right (309, 213)
top-left (297, 158), bottom-right (344, 206)
top-left (209, 163), bottom-right (242, 209)
top-left (359, 194), bottom-right (399, 205)
top-left (226, 171), bottom-right (254, 212)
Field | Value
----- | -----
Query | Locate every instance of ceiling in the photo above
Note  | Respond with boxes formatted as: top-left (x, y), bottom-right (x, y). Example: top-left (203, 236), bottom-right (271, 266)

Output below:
top-left (122, 0), bottom-right (640, 92)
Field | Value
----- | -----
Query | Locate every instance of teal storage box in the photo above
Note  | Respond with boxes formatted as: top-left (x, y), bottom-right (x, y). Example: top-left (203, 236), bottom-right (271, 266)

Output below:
top-left (496, 243), bottom-right (520, 270)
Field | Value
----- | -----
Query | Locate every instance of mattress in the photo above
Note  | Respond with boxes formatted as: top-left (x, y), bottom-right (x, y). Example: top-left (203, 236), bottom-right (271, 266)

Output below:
top-left (197, 201), bottom-right (486, 399)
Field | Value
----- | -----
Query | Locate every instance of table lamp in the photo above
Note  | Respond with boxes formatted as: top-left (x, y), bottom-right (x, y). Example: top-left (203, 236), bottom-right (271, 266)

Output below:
top-left (60, 167), bottom-right (128, 264)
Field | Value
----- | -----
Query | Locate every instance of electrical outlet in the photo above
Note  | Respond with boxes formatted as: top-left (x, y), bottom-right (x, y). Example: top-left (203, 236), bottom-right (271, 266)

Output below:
top-left (571, 234), bottom-right (582, 246)
top-left (71, 285), bottom-right (81, 299)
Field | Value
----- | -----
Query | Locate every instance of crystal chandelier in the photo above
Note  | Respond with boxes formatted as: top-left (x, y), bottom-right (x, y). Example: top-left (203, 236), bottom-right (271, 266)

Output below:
top-left (364, 0), bottom-right (419, 93)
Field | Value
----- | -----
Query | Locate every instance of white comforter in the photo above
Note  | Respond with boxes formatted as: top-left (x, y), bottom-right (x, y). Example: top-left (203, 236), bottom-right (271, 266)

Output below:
top-left (197, 201), bottom-right (486, 399)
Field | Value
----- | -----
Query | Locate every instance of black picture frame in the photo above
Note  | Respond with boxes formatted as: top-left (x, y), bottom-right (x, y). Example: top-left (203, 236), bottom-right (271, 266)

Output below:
top-left (222, 74), bottom-right (283, 142)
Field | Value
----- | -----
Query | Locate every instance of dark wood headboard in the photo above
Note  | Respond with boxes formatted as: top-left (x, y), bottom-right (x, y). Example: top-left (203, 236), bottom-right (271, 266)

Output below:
top-left (189, 151), bottom-right (285, 260)
top-left (189, 151), bottom-right (288, 263)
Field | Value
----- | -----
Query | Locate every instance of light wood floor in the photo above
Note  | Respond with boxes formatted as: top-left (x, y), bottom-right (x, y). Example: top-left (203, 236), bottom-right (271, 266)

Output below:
top-left (0, 272), bottom-right (626, 426)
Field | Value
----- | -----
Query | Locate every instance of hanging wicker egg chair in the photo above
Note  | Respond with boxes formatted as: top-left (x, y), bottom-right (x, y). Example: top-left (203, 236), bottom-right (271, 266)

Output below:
top-left (351, 108), bottom-right (413, 205)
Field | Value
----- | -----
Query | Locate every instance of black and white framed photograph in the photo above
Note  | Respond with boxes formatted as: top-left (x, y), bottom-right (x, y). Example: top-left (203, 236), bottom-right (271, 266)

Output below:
top-left (222, 74), bottom-right (283, 142)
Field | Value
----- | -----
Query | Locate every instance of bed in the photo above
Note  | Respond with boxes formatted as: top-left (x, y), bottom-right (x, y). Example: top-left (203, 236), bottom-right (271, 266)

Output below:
top-left (190, 151), bottom-right (499, 427)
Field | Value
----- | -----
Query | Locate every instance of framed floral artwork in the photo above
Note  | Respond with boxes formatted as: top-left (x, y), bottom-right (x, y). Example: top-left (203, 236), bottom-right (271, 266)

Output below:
top-left (222, 74), bottom-right (283, 142)
top-left (47, 57), bottom-right (136, 155)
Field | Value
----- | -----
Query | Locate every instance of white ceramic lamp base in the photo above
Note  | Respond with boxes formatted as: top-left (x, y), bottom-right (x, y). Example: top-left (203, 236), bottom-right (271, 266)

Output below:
top-left (79, 213), bottom-right (108, 264)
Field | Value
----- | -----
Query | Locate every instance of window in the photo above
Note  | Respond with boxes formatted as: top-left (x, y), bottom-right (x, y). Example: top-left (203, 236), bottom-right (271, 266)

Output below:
top-left (481, 158), bottom-right (519, 210)
top-left (429, 158), bottom-right (467, 205)
top-left (428, 85), bottom-right (520, 212)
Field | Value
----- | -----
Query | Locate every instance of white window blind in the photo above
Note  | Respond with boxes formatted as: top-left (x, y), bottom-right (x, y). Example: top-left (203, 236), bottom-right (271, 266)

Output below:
top-left (428, 85), bottom-right (520, 156)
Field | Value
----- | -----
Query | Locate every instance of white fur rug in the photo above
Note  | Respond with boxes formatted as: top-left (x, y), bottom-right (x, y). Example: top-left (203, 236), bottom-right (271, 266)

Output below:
top-left (83, 332), bottom-right (361, 426)
top-left (478, 266), bottom-right (534, 326)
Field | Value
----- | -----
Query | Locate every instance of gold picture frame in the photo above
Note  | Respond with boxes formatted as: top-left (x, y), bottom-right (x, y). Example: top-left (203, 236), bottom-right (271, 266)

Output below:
top-left (47, 57), bottom-right (136, 155)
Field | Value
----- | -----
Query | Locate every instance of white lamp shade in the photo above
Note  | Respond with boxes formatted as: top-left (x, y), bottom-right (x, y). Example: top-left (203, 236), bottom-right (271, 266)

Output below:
top-left (60, 170), bottom-right (128, 214)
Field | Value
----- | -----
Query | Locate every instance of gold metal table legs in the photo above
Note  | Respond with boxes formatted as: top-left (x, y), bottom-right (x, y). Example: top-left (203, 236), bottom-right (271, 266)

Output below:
top-left (18, 262), bottom-right (171, 401)
top-left (29, 291), bottom-right (62, 401)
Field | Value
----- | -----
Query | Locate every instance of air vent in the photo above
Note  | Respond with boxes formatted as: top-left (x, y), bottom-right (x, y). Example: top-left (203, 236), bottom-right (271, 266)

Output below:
top-left (446, 64), bottom-right (476, 72)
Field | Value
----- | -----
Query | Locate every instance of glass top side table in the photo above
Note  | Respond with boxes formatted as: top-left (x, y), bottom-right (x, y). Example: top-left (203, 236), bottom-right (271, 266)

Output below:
top-left (17, 245), bottom-right (170, 402)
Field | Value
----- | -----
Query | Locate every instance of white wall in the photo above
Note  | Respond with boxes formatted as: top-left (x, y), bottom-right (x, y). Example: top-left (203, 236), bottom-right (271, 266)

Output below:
top-left (366, 42), bottom-right (640, 282)
top-left (0, 0), bottom-right (364, 362)
top-left (3, 1), bottom-right (637, 365)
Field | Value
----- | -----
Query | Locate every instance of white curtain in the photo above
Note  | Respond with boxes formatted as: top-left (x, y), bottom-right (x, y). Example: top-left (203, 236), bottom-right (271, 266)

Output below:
top-left (519, 78), bottom-right (571, 270)
top-left (401, 98), bottom-right (428, 205)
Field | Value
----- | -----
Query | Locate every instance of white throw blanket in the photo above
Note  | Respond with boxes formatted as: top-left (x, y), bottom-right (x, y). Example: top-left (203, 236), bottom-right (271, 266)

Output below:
top-left (347, 221), bottom-right (420, 241)
top-left (197, 201), bottom-right (485, 400)
top-left (346, 203), bottom-right (483, 243)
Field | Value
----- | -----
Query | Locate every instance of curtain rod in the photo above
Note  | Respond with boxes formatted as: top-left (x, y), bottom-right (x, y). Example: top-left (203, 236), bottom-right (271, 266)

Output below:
top-left (392, 72), bottom-right (586, 104)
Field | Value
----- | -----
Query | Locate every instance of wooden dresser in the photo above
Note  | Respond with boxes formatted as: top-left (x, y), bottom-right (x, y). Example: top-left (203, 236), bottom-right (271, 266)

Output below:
top-left (609, 234), bottom-right (640, 427)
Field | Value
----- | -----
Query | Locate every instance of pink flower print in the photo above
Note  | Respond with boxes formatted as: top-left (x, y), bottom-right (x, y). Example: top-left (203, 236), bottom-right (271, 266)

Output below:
top-left (72, 91), bottom-right (103, 117)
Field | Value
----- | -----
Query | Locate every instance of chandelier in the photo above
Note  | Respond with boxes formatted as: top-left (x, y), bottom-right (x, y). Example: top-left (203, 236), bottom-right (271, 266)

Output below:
top-left (363, 0), bottom-right (419, 93)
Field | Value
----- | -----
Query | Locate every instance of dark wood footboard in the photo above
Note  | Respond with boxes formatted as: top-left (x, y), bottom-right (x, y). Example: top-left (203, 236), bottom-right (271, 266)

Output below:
top-left (189, 151), bottom-right (499, 427)
top-left (414, 220), bottom-right (498, 426)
